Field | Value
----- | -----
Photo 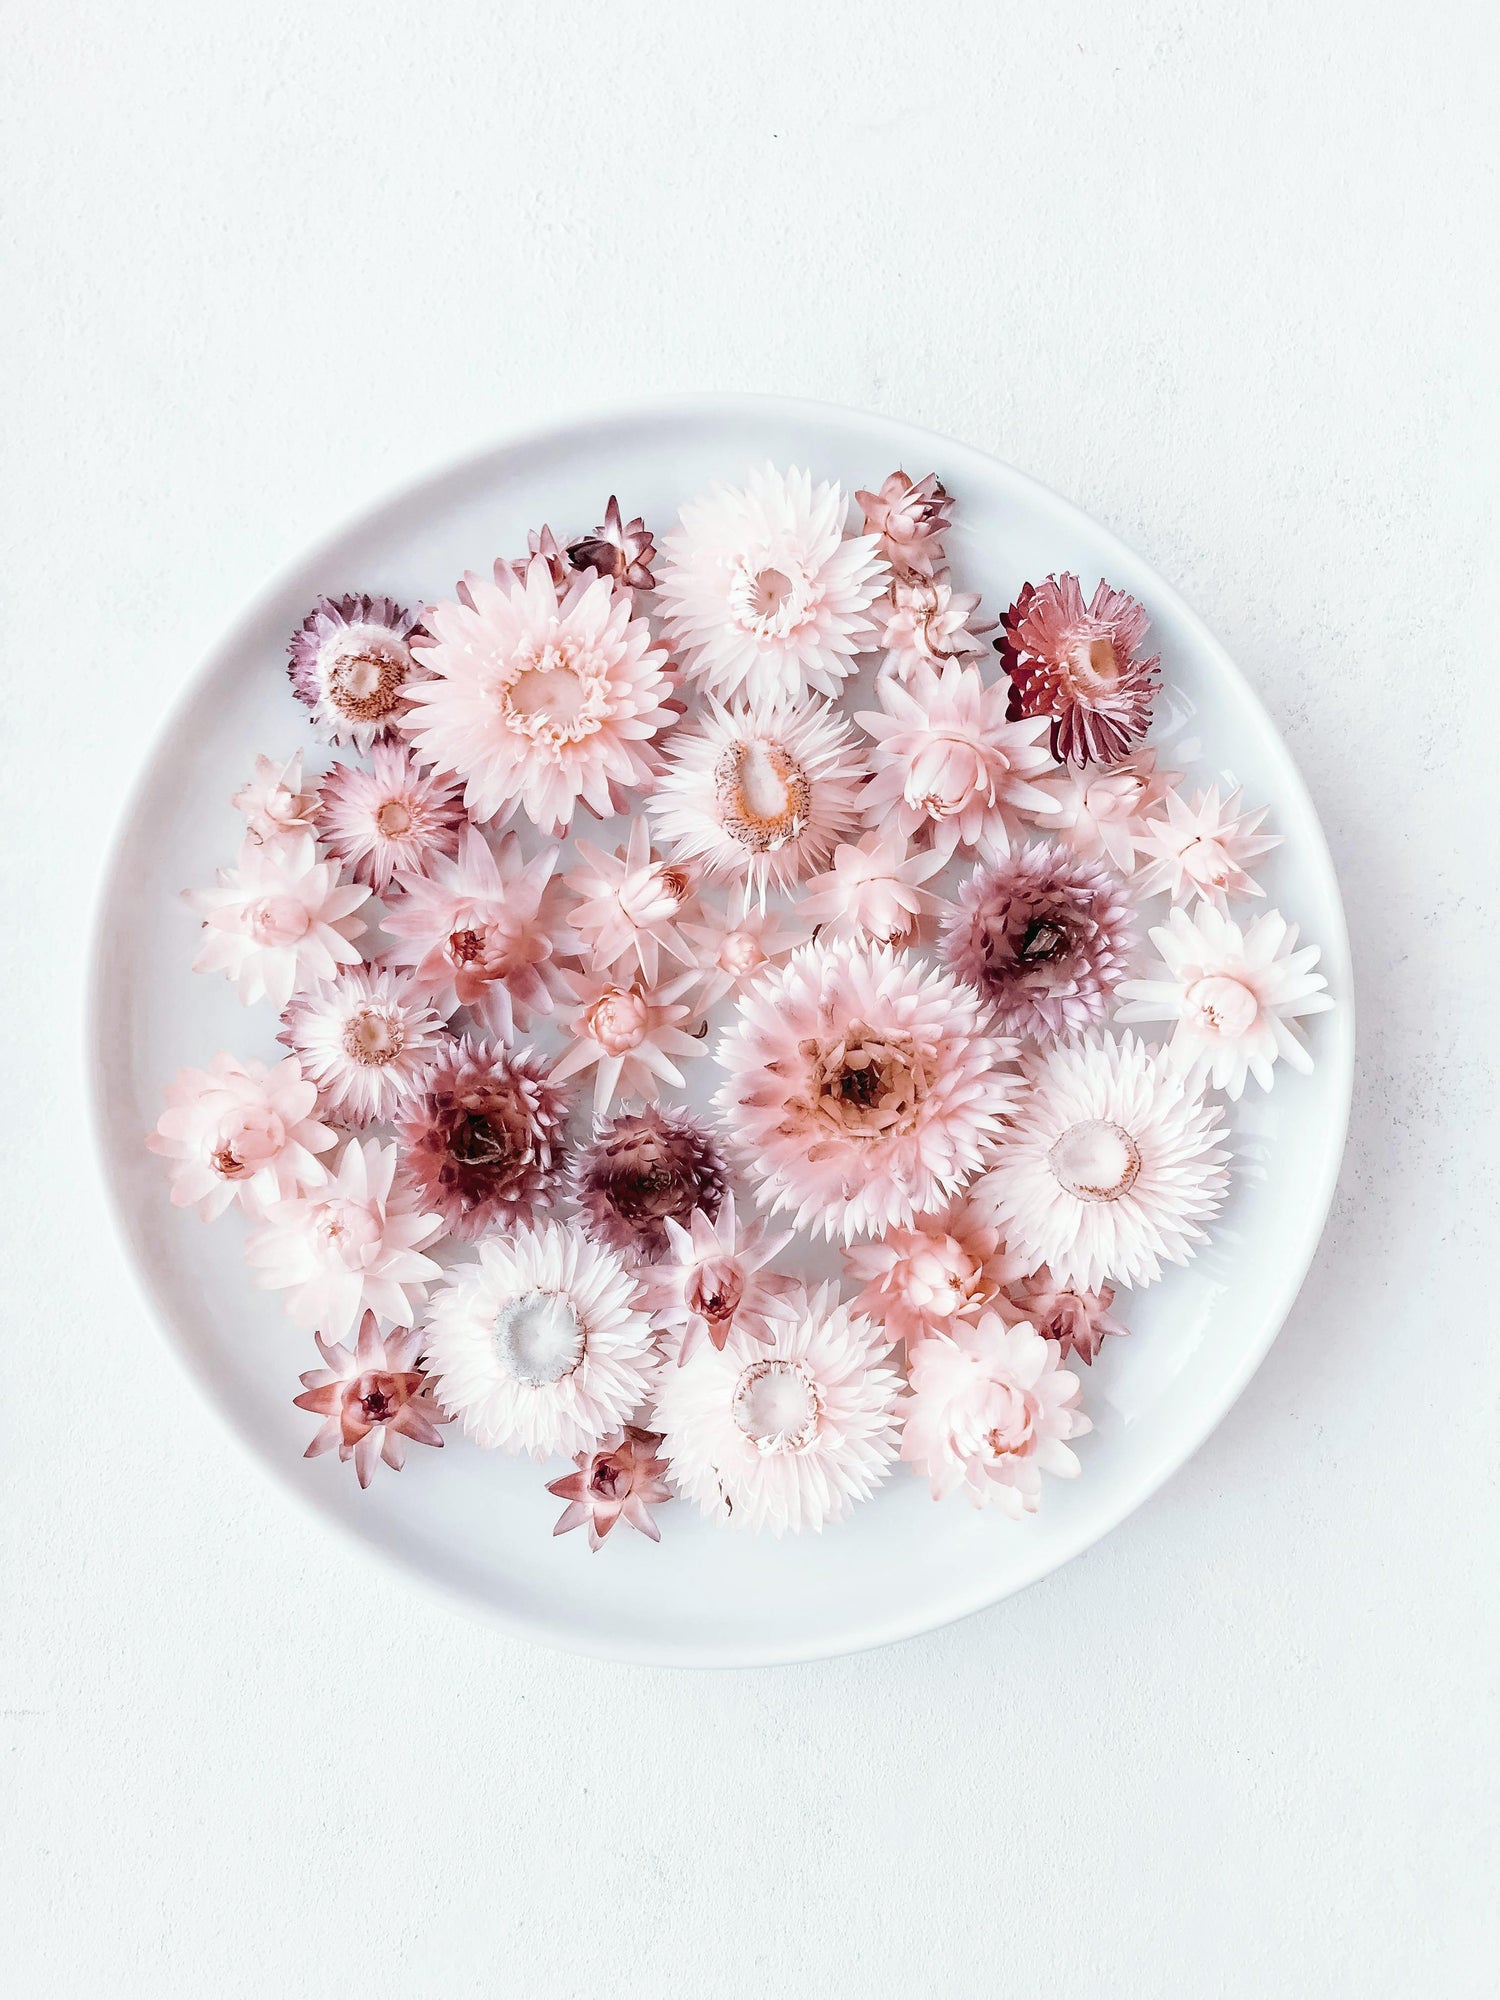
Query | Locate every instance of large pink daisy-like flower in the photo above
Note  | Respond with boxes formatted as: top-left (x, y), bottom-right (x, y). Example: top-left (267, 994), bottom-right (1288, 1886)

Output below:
top-left (551, 969), bottom-right (700, 1117)
top-left (653, 1284), bottom-right (903, 1536)
top-left (799, 828), bottom-right (948, 947)
top-left (189, 834), bottom-right (368, 1010)
top-left (315, 743), bottom-right (466, 893)
top-left (842, 1195), bottom-right (1020, 1350)
top-left (1002, 1267), bottom-right (1128, 1368)
top-left (148, 1052), bottom-right (336, 1220)
top-left (288, 593), bottom-right (426, 750)
top-left (382, 826), bottom-right (570, 1039)
top-left (858, 662), bottom-right (1054, 865)
top-left (999, 574), bottom-right (1161, 767)
top-left (655, 464), bottom-right (888, 706)
top-left (640, 1193), bottom-right (796, 1366)
top-left (564, 817), bottom-right (699, 986)
top-left (396, 1036), bottom-right (570, 1240)
top-left (648, 695), bottom-right (867, 899)
top-left (293, 1314), bottom-right (448, 1488)
top-left (403, 558), bottom-right (673, 833)
top-left (901, 1315), bottom-right (1090, 1514)
top-left (1132, 784), bottom-right (1281, 909)
top-left (547, 1426), bottom-right (672, 1551)
top-left (1116, 903), bottom-right (1332, 1098)
top-left (940, 845), bottom-right (1135, 1042)
top-left (975, 1032), bottom-right (1229, 1293)
top-left (715, 939), bottom-right (1018, 1240)
top-left (421, 1222), bottom-right (658, 1460)
top-left (856, 469), bottom-right (953, 581)
top-left (570, 1106), bottom-right (726, 1263)
top-left (278, 965), bottom-right (448, 1128)
top-left (245, 1137), bottom-right (443, 1339)
top-left (231, 751), bottom-right (320, 851)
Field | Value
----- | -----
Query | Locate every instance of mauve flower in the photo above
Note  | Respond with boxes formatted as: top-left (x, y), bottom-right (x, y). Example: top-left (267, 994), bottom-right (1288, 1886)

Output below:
top-left (998, 573), bottom-right (1160, 767)
top-left (567, 497), bottom-right (657, 592)
top-left (855, 470), bottom-right (953, 580)
top-left (1003, 1267), bottom-right (1128, 1367)
top-left (316, 743), bottom-right (466, 893)
top-left (148, 1051), bottom-right (336, 1220)
top-left (189, 834), bottom-right (368, 1010)
top-left (940, 844), bottom-right (1135, 1042)
top-left (231, 751), bottom-right (320, 850)
top-left (641, 1193), bottom-right (796, 1365)
top-left (293, 1313), bottom-right (448, 1488)
top-left (397, 1036), bottom-right (571, 1240)
top-left (288, 593), bottom-right (426, 749)
top-left (571, 1105), bottom-right (726, 1263)
top-left (547, 1426), bottom-right (672, 1551)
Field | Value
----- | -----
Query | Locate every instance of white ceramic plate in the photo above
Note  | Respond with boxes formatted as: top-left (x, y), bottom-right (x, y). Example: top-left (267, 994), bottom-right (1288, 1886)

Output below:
top-left (89, 395), bottom-right (1353, 1666)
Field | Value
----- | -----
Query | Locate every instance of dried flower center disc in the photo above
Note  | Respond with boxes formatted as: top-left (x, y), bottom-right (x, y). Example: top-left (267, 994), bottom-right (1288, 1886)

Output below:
top-left (342, 1006), bottom-right (404, 1067)
top-left (493, 1290), bottom-right (585, 1386)
top-left (715, 740), bottom-right (810, 853)
top-left (732, 1358), bottom-right (822, 1454)
top-left (324, 633), bottom-right (410, 722)
top-left (1048, 1119), bottom-right (1142, 1203)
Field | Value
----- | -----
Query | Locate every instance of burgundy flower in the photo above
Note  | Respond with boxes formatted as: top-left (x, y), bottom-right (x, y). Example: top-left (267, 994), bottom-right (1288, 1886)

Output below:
top-left (568, 496), bottom-right (657, 591)
top-left (998, 573), bottom-right (1160, 766)
top-left (293, 1312), bottom-right (448, 1487)
top-left (396, 1036), bottom-right (570, 1239)
top-left (572, 1105), bottom-right (726, 1262)
top-left (547, 1426), bottom-right (672, 1551)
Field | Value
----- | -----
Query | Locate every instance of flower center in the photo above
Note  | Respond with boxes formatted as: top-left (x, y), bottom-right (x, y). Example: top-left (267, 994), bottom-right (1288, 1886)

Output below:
top-left (729, 560), bottom-right (811, 639)
top-left (1049, 1119), bottom-right (1142, 1202)
top-left (493, 1290), bottom-right (585, 1385)
top-left (247, 895), bottom-right (311, 946)
top-left (496, 637), bottom-right (606, 748)
top-left (324, 633), bottom-right (410, 721)
top-left (585, 987), bottom-right (650, 1054)
top-left (1017, 916), bottom-right (1072, 964)
top-left (449, 1112), bottom-right (512, 1168)
top-left (906, 734), bottom-right (987, 818)
top-left (688, 1255), bottom-right (745, 1326)
top-left (1185, 972), bottom-right (1259, 1038)
top-left (902, 1237), bottom-right (979, 1316)
top-left (509, 662), bottom-right (585, 723)
top-left (1066, 634), bottom-right (1121, 692)
top-left (313, 1198), bottom-right (384, 1266)
top-left (341, 1006), bottom-right (404, 1067)
top-left (732, 1358), bottom-right (821, 1453)
top-left (806, 1022), bottom-right (926, 1139)
top-left (447, 925), bottom-right (487, 966)
top-left (985, 1382), bottom-right (1039, 1459)
top-left (715, 740), bottom-right (811, 853)
top-left (375, 797), bottom-right (414, 838)
top-left (353, 1373), bottom-right (401, 1427)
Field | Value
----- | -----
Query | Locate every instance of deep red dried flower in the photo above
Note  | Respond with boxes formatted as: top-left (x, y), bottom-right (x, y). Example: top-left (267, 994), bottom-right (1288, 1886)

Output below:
top-left (547, 1425), bottom-right (672, 1551)
top-left (396, 1035), bottom-right (570, 1239)
top-left (998, 573), bottom-right (1160, 766)
top-left (572, 1104), bottom-right (726, 1262)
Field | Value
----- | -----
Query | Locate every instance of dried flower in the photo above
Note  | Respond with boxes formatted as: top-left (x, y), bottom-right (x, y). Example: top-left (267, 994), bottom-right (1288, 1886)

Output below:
top-left (547, 1426), bottom-right (672, 1550)
top-left (677, 884), bottom-right (808, 1012)
top-left (1029, 749), bottom-right (1175, 874)
top-left (189, 834), bottom-right (368, 1010)
top-left (551, 969), bottom-right (700, 1117)
top-left (842, 1197), bottom-right (1020, 1349)
top-left (877, 576), bottom-right (994, 681)
top-left (571, 1105), bottom-right (727, 1263)
top-left (799, 828), bottom-right (948, 946)
top-left (231, 751), bottom-right (320, 849)
top-left (1132, 784), bottom-right (1281, 909)
top-left (294, 1313), bottom-right (448, 1487)
top-left (567, 497), bottom-right (657, 592)
top-left (397, 1036), bottom-right (570, 1239)
top-left (565, 817), bottom-right (698, 985)
top-left (640, 1193), bottom-right (796, 1365)
top-left (288, 593), bottom-right (425, 749)
top-left (856, 469), bottom-right (953, 580)
top-left (998, 574), bottom-right (1160, 766)
top-left (278, 965), bottom-right (448, 1127)
top-left (148, 1051), bottom-right (336, 1219)
top-left (1003, 1267), bottom-right (1128, 1367)
top-left (315, 743), bottom-right (466, 893)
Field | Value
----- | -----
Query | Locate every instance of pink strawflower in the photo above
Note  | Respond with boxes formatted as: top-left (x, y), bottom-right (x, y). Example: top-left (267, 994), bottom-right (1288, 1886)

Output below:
top-left (500, 525), bottom-right (571, 589)
top-left (999, 574), bottom-right (1161, 766)
top-left (878, 578), bottom-right (994, 680)
top-left (974, 1033), bottom-right (1229, 1292)
top-left (382, 825), bottom-right (570, 1038)
top-left (656, 464), bottom-right (888, 706)
top-left (901, 1314), bottom-right (1090, 1515)
top-left (315, 743), bottom-right (466, 893)
top-left (715, 940), bottom-right (1017, 1240)
top-left (677, 884), bottom-right (808, 1012)
top-left (189, 834), bottom-right (368, 1010)
top-left (653, 1283), bottom-right (904, 1536)
top-left (842, 1196), bottom-right (1021, 1349)
top-left (293, 1313), bottom-right (448, 1488)
top-left (548, 1425), bottom-right (672, 1551)
top-left (641, 1193), bottom-right (796, 1366)
top-left (421, 1222), bottom-right (658, 1459)
top-left (148, 1052), bottom-right (336, 1220)
top-left (1003, 1267), bottom-right (1128, 1367)
top-left (648, 695), bottom-right (867, 898)
top-left (799, 828), bottom-right (948, 946)
top-left (566, 497), bottom-right (657, 592)
top-left (571, 1105), bottom-right (727, 1263)
top-left (940, 844), bottom-right (1135, 1042)
top-left (1133, 784), bottom-right (1281, 909)
top-left (858, 662), bottom-right (1055, 865)
top-left (1116, 903), bottom-right (1332, 1098)
top-left (1029, 748), bottom-right (1176, 874)
top-left (245, 1137), bottom-right (442, 1339)
top-left (404, 558), bottom-right (673, 834)
top-left (551, 969), bottom-right (700, 1117)
top-left (856, 469), bottom-right (953, 580)
top-left (565, 817), bottom-right (699, 985)
top-left (231, 751), bottom-right (320, 850)
top-left (396, 1036), bottom-right (570, 1240)
top-left (278, 965), bottom-right (448, 1127)
top-left (287, 593), bottom-right (425, 749)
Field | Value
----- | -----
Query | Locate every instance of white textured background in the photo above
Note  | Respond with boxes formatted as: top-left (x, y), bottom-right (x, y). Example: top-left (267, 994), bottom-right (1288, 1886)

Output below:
top-left (4, 3), bottom-right (1496, 1994)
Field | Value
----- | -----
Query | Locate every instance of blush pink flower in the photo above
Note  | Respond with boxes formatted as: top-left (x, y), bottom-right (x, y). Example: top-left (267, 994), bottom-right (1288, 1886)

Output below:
top-left (858, 662), bottom-right (1055, 865)
top-left (245, 1137), bottom-right (443, 1339)
top-left (856, 469), bottom-right (953, 581)
top-left (278, 965), bottom-right (448, 1127)
top-left (316, 743), bottom-right (466, 893)
top-left (548, 1426), bottom-right (672, 1551)
top-left (565, 817), bottom-right (699, 985)
top-left (799, 829), bottom-right (948, 946)
top-left (551, 969), bottom-right (701, 1117)
top-left (231, 751), bottom-right (320, 850)
top-left (940, 845), bottom-right (1135, 1042)
top-left (189, 834), bottom-right (368, 1010)
top-left (677, 884), bottom-right (808, 1013)
top-left (396, 1036), bottom-right (571, 1240)
top-left (404, 558), bottom-right (673, 833)
top-left (148, 1052), bottom-right (336, 1220)
top-left (901, 1314), bottom-right (1090, 1515)
top-left (999, 574), bottom-right (1161, 766)
top-left (715, 940), bottom-right (1018, 1240)
top-left (382, 825), bottom-right (570, 1038)
top-left (641, 1193), bottom-right (797, 1366)
top-left (293, 1313), bottom-right (448, 1488)
top-left (1002, 1267), bottom-right (1128, 1367)
top-left (1132, 784), bottom-right (1281, 909)
top-left (842, 1197), bottom-right (1021, 1349)
top-left (1029, 748), bottom-right (1176, 874)
top-left (878, 578), bottom-right (994, 681)
top-left (287, 593), bottom-right (426, 749)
